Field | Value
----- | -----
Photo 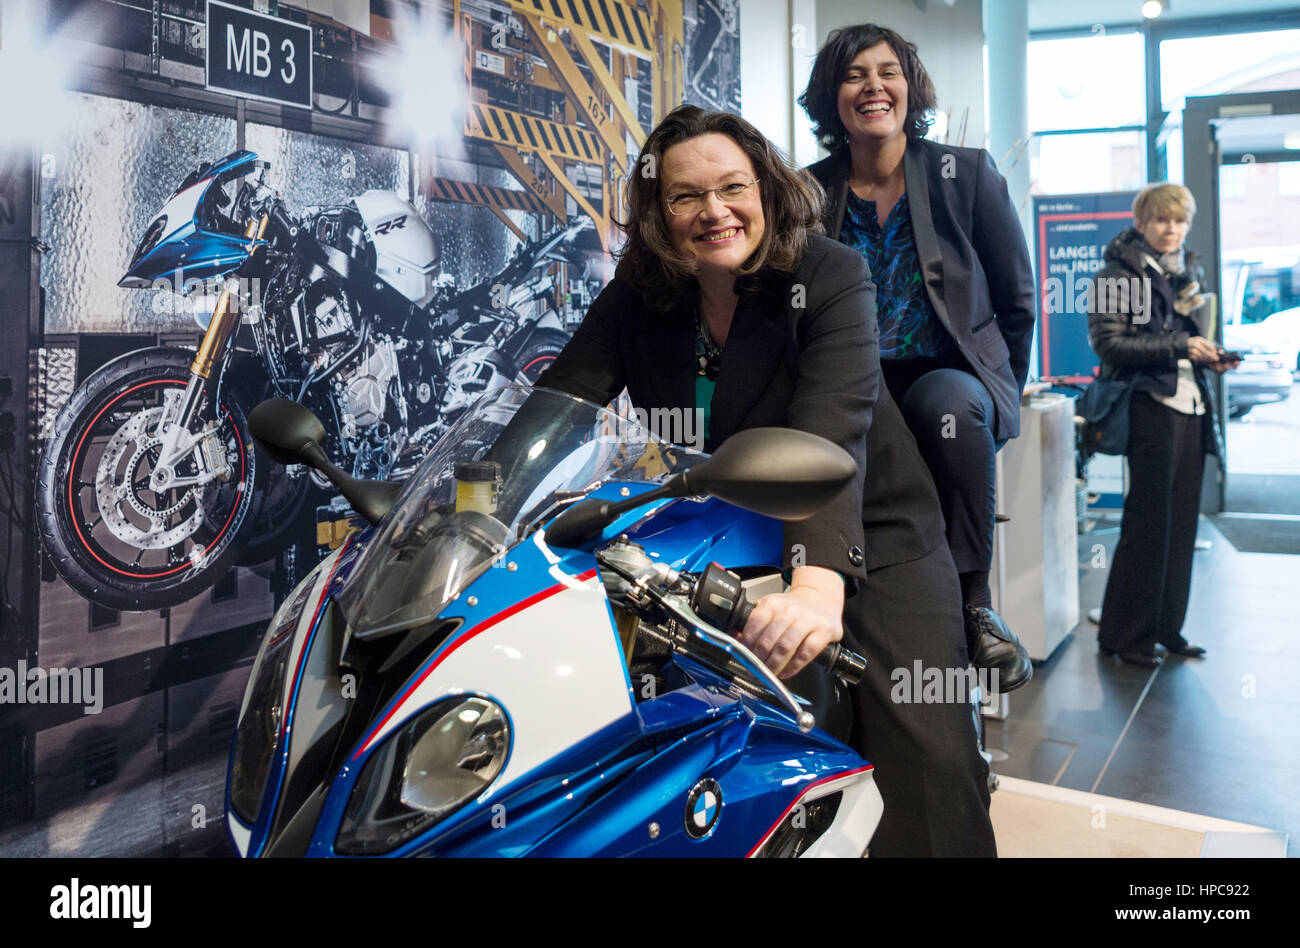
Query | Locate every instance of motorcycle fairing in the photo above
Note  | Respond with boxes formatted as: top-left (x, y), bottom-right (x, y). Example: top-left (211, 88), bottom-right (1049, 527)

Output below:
top-left (119, 150), bottom-right (264, 289)
top-left (346, 567), bottom-right (632, 782)
top-left (226, 539), bottom-right (358, 857)
top-left (746, 765), bottom-right (882, 858)
top-left (296, 534), bottom-right (634, 855)
top-left (522, 709), bottom-right (869, 857)
top-left (612, 496), bottom-right (784, 576)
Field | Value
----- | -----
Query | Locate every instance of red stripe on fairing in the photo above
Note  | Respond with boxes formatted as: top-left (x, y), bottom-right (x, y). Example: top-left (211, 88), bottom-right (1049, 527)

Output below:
top-left (744, 764), bottom-right (875, 858)
top-left (68, 378), bottom-right (246, 578)
top-left (280, 539), bottom-right (354, 742)
top-left (351, 568), bottom-right (600, 761)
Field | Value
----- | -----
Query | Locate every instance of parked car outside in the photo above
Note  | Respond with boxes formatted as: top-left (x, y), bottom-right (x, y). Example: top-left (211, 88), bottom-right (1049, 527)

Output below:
top-left (1224, 331), bottom-right (1293, 419)
top-left (1221, 248), bottom-right (1300, 376)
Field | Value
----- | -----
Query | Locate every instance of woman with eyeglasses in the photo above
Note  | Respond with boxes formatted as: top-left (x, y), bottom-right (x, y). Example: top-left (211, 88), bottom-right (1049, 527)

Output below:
top-left (534, 105), bottom-right (997, 857)
top-left (801, 24), bottom-right (1036, 689)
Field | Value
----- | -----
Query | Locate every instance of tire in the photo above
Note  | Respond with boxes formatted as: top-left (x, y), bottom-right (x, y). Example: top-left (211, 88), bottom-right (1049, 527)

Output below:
top-left (36, 347), bottom-right (260, 611)
top-left (235, 463), bottom-right (316, 566)
top-left (514, 327), bottom-right (572, 385)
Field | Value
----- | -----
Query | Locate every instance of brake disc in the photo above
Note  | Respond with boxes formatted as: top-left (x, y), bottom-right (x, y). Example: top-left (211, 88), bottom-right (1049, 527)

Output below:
top-left (95, 406), bottom-right (204, 550)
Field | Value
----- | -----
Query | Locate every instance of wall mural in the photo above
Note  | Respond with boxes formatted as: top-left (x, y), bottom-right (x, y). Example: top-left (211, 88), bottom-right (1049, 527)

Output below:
top-left (4, 0), bottom-right (740, 844)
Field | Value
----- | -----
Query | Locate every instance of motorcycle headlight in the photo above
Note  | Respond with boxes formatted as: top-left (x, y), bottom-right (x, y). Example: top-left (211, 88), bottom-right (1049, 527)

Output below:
top-left (229, 578), bottom-right (318, 824)
top-left (335, 697), bottom-right (510, 855)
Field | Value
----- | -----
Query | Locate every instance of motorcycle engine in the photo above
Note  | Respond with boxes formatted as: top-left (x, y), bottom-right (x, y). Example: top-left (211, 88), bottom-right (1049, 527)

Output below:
top-left (330, 343), bottom-right (406, 481)
top-left (305, 283), bottom-right (355, 343)
top-left (339, 341), bottom-right (400, 430)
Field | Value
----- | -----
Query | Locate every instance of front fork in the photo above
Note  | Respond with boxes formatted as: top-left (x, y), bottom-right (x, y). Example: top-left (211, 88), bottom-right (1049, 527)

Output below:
top-left (150, 214), bottom-right (268, 492)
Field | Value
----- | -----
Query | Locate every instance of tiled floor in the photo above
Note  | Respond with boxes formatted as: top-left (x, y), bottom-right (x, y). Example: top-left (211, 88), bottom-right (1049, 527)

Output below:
top-left (987, 515), bottom-right (1300, 857)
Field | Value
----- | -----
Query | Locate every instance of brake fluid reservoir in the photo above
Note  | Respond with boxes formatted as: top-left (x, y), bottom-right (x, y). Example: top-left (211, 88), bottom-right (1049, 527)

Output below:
top-left (454, 461), bottom-right (501, 515)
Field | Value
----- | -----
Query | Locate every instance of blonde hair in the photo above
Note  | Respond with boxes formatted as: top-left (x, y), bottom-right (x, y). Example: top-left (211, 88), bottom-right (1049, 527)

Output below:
top-left (1133, 183), bottom-right (1196, 226)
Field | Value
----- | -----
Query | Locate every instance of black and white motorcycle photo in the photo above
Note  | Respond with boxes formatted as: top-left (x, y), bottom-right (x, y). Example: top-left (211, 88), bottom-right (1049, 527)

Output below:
top-left (36, 149), bottom-right (600, 612)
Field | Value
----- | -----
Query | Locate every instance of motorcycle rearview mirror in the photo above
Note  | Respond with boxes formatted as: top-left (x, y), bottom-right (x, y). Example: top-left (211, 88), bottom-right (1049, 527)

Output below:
top-left (681, 427), bottom-right (858, 519)
top-left (544, 427), bottom-right (857, 548)
top-left (247, 398), bottom-right (401, 525)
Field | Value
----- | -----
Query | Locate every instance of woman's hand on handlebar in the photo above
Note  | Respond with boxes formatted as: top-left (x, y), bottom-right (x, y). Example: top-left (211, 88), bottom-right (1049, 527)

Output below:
top-left (737, 566), bottom-right (844, 680)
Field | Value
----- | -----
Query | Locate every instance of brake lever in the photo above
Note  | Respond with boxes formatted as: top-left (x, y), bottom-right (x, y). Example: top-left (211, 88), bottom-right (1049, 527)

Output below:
top-left (596, 553), bottom-right (816, 732)
top-left (659, 593), bottom-right (817, 732)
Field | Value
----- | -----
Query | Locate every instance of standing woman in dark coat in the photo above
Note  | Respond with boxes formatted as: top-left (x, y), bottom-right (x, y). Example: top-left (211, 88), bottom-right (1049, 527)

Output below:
top-left (800, 24), bottom-right (1034, 688)
top-left (1088, 184), bottom-right (1234, 666)
top-left (535, 105), bottom-right (996, 856)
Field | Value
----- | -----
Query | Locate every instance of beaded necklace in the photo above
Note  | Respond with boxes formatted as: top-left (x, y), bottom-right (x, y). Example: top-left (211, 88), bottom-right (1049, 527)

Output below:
top-left (696, 310), bottom-right (723, 381)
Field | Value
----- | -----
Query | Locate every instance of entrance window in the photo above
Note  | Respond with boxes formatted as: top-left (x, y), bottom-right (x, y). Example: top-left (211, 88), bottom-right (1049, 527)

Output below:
top-left (1028, 33), bottom-right (1146, 131)
top-left (1027, 32), bottom-right (1146, 197)
top-left (1030, 131), bottom-right (1146, 195)
top-left (1160, 30), bottom-right (1300, 113)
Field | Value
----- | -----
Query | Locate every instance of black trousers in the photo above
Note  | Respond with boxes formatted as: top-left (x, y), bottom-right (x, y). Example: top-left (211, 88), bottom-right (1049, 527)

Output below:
top-left (882, 359), bottom-right (999, 575)
top-left (1098, 393), bottom-right (1205, 653)
top-left (843, 542), bottom-right (997, 857)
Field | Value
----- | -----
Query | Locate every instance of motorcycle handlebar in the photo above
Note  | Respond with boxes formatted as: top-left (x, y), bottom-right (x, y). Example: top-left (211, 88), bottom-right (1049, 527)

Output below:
top-left (729, 596), bottom-right (867, 687)
top-left (690, 563), bottom-right (866, 687)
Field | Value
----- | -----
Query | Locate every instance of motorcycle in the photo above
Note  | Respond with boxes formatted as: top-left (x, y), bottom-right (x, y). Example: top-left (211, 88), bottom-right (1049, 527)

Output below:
top-left (225, 384), bottom-right (883, 857)
top-left (37, 150), bottom-right (597, 610)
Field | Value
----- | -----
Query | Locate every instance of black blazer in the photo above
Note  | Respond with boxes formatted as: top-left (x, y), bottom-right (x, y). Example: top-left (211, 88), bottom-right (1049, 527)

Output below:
top-left (806, 140), bottom-right (1036, 442)
top-left (535, 234), bottom-right (946, 575)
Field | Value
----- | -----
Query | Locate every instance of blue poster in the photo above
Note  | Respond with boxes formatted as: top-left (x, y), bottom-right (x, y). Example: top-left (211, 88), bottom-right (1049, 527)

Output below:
top-left (1034, 192), bottom-right (1137, 381)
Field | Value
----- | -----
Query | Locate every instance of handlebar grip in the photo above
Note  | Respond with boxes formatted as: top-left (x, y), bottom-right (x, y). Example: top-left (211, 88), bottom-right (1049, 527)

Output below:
top-left (730, 597), bottom-right (867, 687)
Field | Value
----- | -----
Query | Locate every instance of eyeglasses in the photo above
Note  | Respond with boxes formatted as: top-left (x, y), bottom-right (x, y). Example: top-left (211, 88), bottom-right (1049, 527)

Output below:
top-left (665, 179), bottom-right (759, 216)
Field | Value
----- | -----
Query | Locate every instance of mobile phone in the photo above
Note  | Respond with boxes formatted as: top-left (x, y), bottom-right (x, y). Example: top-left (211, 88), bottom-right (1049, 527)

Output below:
top-left (1219, 350), bottom-right (1244, 363)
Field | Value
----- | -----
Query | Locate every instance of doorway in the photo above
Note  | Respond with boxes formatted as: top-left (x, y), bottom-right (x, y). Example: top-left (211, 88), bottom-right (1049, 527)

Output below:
top-left (1180, 89), bottom-right (1300, 549)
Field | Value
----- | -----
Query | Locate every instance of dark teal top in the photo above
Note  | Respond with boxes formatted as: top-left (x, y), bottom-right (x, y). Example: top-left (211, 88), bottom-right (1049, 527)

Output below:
top-left (694, 331), bottom-right (715, 442)
top-left (695, 330), bottom-right (841, 585)
top-left (841, 191), bottom-right (955, 361)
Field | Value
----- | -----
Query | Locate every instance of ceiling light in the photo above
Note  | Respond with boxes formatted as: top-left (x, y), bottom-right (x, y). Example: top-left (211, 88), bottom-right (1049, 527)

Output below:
top-left (1141, 0), bottom-right (1168, 18)
top-left (1284, 130), bottom-right (1300, 150)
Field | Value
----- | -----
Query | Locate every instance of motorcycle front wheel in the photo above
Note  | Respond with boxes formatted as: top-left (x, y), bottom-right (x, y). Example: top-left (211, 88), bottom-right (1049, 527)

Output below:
top-left (514, 327), bottom-right (572, 384)
top-left (36, 347), bottom-right (260, 611)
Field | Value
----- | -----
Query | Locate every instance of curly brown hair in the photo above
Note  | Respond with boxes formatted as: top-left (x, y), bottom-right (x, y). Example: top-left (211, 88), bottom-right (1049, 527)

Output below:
top-left (614, 105), bottom-right (824, 310)
top-left (798, 24), bottom-right (938, 153)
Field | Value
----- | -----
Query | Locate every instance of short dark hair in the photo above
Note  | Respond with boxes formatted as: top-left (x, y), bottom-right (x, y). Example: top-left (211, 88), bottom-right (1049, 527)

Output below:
top-left (799, 24), bottom-right (937, 153)
top-left (614, 105), bottom-right (824, 310)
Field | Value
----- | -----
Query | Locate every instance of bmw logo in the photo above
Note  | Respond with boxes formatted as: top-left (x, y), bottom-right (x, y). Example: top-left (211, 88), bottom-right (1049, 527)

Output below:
top-left (684, 779), bottom-right (723, 839)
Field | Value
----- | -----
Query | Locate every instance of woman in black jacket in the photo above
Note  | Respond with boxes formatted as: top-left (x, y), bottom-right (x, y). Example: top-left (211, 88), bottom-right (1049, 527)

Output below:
top-left (1087, 184), bottom-right (1236, 666)
top-left (535, 105), bottom-right (996, 856)
top-left (800, 24), bottom-right (1034, 690)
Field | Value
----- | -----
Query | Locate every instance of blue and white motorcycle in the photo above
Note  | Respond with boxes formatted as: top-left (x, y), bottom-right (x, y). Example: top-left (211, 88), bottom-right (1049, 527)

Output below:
top-left (35, 150), bottom-right (593, 610)
top-left (226, 384), bottom-right (883, 857)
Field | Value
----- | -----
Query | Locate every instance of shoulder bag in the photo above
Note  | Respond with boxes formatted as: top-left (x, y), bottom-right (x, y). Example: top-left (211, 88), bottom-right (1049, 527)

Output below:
top-left (1077, 375), bottom-right (1137, 456)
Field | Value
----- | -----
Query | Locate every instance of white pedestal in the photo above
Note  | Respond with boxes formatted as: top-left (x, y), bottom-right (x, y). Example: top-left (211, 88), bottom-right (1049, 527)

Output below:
top-left (991, 393), bottom-right (1080, 663)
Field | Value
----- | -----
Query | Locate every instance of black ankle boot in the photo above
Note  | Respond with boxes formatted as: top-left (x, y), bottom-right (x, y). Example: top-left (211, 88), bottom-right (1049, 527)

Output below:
top-left (963, 605), bottom-right (1033, 692)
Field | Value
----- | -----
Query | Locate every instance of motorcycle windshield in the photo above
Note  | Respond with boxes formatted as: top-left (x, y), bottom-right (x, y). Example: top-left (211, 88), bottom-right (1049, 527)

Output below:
top-left (336, 384), bottom-right (707, 639)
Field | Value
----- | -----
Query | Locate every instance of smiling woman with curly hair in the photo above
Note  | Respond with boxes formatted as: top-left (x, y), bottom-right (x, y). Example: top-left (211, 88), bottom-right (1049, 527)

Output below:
top-left (802, 23), bottom-right (1036, 695)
